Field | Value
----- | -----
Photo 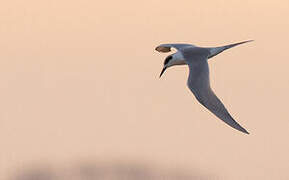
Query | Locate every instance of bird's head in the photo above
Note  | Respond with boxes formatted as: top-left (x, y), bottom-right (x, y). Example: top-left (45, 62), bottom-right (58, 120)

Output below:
top-left (159, 51), bottom-right (186, 78)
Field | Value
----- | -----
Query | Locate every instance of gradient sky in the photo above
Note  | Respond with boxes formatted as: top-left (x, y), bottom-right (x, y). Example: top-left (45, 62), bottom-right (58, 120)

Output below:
top-left (1, 0), bottom-right (289, 179)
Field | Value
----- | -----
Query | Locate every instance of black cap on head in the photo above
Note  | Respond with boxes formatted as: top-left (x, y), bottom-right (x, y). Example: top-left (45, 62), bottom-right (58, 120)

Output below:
top-left (164, 55), bottom-right (173, 65)
top-left (160, 55), bottom-right (173, 78)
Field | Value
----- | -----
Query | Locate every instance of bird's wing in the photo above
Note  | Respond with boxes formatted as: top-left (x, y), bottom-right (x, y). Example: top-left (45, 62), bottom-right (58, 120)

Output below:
top-left (155, 43), bottom-right (194, 53)
top-left (185, 53), bottom-right (249, 134)
top-left (207, 40), bottom-right (253, 59)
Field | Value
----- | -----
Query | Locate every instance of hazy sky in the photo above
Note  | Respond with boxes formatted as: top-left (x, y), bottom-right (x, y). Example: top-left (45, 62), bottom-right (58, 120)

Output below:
top-left (1, 0), bottom-right (289, 179)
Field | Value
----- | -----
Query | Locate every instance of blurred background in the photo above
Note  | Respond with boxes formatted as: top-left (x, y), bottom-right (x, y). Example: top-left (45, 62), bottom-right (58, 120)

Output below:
top-left (1, 0), bottom-right (289, 179)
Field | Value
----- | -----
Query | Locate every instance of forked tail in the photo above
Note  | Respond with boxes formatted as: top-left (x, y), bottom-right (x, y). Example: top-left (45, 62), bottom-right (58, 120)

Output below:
top-left (207, 40), bottom-right (253, 59)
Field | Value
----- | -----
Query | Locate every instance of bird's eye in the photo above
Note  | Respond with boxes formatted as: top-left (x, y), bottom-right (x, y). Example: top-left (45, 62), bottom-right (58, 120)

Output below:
top-left (164, 56), bottom-right (172, 65)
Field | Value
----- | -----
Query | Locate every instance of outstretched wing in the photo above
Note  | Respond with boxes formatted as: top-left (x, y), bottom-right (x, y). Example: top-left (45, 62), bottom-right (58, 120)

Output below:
top-left (155, 43), bottom-right (194, 53)
top-left (186, 53), bottom-right (249, 134)
top-left (207, 40), bottom-right (253, 59)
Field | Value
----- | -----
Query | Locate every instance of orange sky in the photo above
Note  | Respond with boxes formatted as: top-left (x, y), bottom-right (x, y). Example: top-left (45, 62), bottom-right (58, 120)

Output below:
top-left (1, 0), bottom-right (289, 179)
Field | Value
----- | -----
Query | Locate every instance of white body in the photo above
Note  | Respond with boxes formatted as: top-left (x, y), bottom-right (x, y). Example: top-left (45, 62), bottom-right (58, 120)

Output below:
top-left (156, 40), bottom-right (253, 134)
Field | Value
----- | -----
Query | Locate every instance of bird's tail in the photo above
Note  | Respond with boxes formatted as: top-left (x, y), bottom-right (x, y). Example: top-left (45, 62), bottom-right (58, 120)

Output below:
top-left (207, 40), bottom-right (253, 59)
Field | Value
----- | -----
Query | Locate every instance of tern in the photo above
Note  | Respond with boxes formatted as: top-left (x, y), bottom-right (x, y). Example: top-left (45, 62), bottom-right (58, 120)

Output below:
top-left (156, 40), bottom-right (253, 134)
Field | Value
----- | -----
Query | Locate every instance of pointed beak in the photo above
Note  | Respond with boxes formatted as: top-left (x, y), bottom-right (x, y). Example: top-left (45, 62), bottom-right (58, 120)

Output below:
top-left (159, 67), bottom-right (167, 78)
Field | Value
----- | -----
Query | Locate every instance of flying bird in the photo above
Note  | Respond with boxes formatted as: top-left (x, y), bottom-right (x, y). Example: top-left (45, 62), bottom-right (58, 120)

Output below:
top-left (156, 40), bottom-right (253, 134)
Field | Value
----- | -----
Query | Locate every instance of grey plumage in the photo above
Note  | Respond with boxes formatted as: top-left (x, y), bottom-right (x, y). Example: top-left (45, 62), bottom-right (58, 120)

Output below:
top-left (156, 40), bottom-right (252, 134)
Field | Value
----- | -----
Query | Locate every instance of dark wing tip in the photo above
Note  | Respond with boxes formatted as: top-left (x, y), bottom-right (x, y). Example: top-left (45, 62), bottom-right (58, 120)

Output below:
top-left (245, 39), bottom-right (254, 42)
top-left (240, 39), bottom-right (254, 45)
top-left (155, 46), bottom-right (171, 53)
top-left (226, 113), bottom-right (250, 135)
top-left (240, 128), bottom-right (250, 134)
top-left (232, 119), bottom-right (250, 134)
top-left (242, 128), bottom-right (250, 134)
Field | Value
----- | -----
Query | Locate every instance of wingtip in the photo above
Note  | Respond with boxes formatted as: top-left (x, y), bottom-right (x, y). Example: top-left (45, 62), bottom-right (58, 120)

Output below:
top-left (240, 128), bottom-right (250, 135)
top-left (155, 45), bottom-right (171, 53)
top-left (244, 130), bottom-right (250, 135)
top-left (245, 39), bottom-right (254, 43)
top-left (238, 39), bottom-right (254, 45)
top-left (155, 46), bottom-right (163, 52)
